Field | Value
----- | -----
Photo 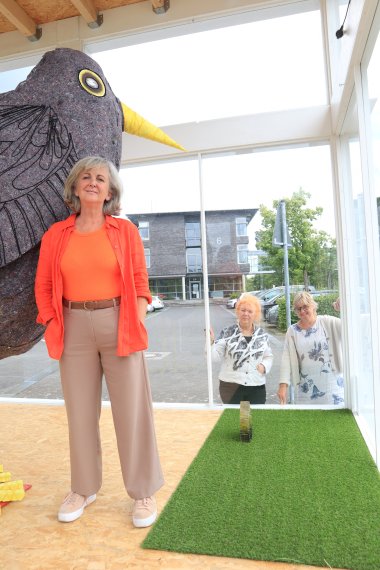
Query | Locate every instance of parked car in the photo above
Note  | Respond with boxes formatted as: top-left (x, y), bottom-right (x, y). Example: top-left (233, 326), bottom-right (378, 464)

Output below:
top-left (266, 303), bottom-right (280, 325)
top-left (265, 289), bottom-right (338, 325)
top-left (260, 285), bottom-right (317, 320)
top-left (226, 297), bottom-right (239, 309)
top-left (146, 296), bottom-right (165, 313)
top-left (226, 290), bottom-right (262, 309)
top-left (260, 289), bottom-right (285, 320)
top-left (151, 296), bottom-right (165, 310)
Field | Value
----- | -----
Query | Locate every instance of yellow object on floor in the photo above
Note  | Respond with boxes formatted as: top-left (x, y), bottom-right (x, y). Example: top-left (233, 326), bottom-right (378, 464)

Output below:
top-left (0, 471), bottom-right (11, 482)
top-left (0, 480), bottom-right (25, 501)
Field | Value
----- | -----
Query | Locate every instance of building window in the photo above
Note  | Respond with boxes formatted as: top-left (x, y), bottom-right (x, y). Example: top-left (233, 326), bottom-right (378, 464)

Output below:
top-left (139, 221), bottom-right (149, 240)
top-left (144, 248), bottom-right (151, 268)
top-left (149, 278), bottom-right (183, 300)
top-left (186, 248), bottom-right (202, 273)
top-left (236, 217), bottom-right (248, 237)
top-left (237, 244), bottom-right (248, 264)
top-left (185, 222), bottom-right (201, 247)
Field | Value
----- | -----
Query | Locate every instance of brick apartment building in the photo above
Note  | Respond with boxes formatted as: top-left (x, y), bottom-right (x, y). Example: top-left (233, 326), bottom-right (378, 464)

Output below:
top-left (127, 209), bottom-right (257, 300)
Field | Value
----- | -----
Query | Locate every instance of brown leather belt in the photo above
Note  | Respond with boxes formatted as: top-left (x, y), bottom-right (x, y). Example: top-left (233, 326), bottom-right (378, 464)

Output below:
top-left (62, 297), bottom-right (121, 310)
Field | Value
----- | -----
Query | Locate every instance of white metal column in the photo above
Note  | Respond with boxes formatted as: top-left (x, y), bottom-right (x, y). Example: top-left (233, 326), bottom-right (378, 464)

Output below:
top-left (198, 153), bottom-right (214, 406)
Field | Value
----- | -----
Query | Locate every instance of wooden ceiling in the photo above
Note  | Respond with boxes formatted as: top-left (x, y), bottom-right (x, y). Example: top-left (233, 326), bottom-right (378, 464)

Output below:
top-left (0, 0), bottom-right (169, 39)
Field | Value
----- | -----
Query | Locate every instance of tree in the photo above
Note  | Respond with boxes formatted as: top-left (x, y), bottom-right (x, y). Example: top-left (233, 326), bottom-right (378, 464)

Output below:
top-left (255, 189), bottom-right (337, 289)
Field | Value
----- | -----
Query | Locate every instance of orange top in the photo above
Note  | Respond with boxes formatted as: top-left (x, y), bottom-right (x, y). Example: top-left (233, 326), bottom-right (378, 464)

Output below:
top-left (35, 215), bottom-right (152, 359)
top-left (61, 225), bottom-right (121, 301)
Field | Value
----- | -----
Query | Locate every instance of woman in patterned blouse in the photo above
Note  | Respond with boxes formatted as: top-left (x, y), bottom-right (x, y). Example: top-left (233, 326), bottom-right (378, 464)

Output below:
top-left (210, 293), bottom-right (273, 404)
top-left (277, 291), bottom-right (343, 405)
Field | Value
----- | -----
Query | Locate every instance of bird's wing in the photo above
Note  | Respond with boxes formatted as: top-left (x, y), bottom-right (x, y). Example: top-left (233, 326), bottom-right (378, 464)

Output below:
top-left (0, 104), bottom-right (77, 267)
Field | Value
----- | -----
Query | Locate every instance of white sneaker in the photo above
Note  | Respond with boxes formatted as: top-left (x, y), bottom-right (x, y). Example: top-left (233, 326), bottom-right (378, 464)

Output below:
top-left (132, 496), bottom-right (157, 528)
top-left (58, 491), bottom-right (96, 523)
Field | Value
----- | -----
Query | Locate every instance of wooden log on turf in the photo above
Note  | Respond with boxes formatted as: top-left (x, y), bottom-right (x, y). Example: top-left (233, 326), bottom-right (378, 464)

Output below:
top-left (239, 400), bottom-right (252, 442)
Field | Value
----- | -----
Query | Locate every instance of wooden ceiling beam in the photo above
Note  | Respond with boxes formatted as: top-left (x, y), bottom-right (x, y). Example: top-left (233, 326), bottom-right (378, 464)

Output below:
top-left (0, 0), bottom-right (41, 40)
top-left (151, 0), bottom-right (169, 14)
top-left (69, 0), bottom-right (103, 28)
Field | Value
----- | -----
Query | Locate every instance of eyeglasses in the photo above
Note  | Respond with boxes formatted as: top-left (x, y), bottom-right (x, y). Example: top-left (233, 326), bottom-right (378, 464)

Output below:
top-left (295, 305), bottom-right (310, 313)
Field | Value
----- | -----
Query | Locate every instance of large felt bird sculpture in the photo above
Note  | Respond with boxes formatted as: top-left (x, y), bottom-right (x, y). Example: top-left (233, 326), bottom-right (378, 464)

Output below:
top-left (0, 47), bottom-right (184, 360)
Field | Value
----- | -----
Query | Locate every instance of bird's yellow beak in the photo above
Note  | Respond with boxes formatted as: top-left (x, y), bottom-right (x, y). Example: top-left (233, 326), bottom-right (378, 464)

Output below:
top-left (120, 102), bottom-right (185, 152)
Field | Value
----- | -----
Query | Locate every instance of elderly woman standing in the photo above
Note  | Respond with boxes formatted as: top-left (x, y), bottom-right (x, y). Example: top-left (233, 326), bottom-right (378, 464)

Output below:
top-left (210, 293), bottom-right (273, 404)
top-left (35, 156), bottom-right (163, 528)
top-left (277, 291), bottom-right (344, 405)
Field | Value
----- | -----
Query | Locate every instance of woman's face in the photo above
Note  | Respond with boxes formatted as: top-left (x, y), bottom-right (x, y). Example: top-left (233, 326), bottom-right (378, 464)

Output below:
top-left (74, 166), bottom-right (111, 208)
top-left (294, 301), bottom-right (317, 326)
top-left (236, 302), bottom-right (256, 329)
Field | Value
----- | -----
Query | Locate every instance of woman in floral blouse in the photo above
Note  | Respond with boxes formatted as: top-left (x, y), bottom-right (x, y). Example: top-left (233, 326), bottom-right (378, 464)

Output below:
top-left (277, 291), bottom-right (344, 405)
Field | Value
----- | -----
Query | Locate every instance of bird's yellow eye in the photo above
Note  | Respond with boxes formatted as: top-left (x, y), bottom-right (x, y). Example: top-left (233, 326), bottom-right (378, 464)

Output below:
top-left (78, 69), bottom-right (106, 97)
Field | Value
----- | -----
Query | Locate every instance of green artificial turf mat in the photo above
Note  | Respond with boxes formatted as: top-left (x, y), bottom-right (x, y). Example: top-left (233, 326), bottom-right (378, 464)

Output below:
top-left (142, 409), bottom-right (380, 569)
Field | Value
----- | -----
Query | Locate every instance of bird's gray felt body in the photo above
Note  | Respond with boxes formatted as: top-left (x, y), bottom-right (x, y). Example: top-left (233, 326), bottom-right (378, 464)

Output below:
top-left (0, 48), bottom-right (183, 359)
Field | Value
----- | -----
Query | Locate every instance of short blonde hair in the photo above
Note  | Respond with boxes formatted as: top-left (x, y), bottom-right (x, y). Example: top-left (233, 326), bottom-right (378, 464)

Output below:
top-left (64, 156), bottom-right (123, 215)
top-left (293, 291), bottom-right (318, 312)
top-left (236, 293), bottom-right (262, 323)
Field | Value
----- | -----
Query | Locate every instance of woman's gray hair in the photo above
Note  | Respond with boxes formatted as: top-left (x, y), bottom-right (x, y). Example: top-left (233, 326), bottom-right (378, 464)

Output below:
top-left (293, 291), bottom-right (318, 311)
top-left (64, 156), bottom-right (123, 215)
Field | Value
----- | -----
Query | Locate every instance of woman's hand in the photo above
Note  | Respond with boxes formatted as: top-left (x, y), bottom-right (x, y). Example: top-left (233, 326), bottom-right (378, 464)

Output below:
top-left (209, 327), bottom-right (215, 345)
top-left (277, 383), bottom-right (288, 404)
top-left (332, 298), bottom-right (340, 312)
top-left (137, 297), bottom-right (148, 323)
top-left (256, 363), bottom-right (265, 374)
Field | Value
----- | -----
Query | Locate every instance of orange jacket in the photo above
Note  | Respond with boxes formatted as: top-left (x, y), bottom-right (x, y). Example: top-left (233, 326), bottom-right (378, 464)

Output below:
top-left (35, 214), bottom-right (152, 360)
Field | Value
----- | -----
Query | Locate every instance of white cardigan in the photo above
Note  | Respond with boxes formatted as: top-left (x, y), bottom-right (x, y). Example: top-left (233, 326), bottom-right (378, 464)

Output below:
top-left (280, 315), bottom-right (342, 387)
top-left (211, 324), bottom-right (273, 386)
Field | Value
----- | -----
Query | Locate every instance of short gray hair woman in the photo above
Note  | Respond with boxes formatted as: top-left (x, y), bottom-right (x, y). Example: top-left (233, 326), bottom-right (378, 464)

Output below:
top-left (277, 291), bottom-right (343, 405)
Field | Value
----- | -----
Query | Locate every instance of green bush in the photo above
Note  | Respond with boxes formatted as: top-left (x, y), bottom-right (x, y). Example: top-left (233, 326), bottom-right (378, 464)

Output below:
top-left (277, 293), bottom-right (339, 332)
top-left (229, 292), bottom-right (240, 299)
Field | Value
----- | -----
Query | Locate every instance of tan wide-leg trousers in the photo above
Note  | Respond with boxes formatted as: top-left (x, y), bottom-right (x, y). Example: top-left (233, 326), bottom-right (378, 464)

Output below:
top-left (59, 305), bottom-right (164, 499)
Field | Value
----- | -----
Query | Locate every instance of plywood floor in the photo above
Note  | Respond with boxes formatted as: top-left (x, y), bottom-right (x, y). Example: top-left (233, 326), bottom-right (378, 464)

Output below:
top-left (0, 404), bottom-right (338, 570)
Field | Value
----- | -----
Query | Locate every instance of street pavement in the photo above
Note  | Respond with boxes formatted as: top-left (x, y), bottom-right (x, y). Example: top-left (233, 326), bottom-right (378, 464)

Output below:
top-left (0, 302), bottom-right (285, 405)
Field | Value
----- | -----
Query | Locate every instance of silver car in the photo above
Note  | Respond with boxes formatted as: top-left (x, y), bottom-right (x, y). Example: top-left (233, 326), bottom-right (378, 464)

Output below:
top-left (226, 290), bottom-right (262, 309)
top-left (226, 297), bottom-right (239, 309)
